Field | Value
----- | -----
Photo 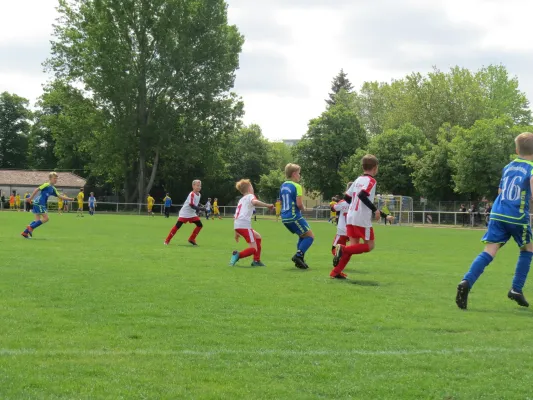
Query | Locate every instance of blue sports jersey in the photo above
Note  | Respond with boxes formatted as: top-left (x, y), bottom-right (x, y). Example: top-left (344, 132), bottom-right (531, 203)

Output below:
top-left (491, 158), bottom-right (533, 225)
top-left (34, 182), bottom-right (59, 206)
top-left (164, 197), bottom-right (172, 207)
top-left (89, 196), bottom-right (96, 205)
top-left (280, 181), bottom-right (303, 221)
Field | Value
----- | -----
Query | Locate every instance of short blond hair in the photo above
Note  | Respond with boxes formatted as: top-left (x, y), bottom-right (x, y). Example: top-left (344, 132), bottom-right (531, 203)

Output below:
top-left (235, 179), bottom-right (251, 194)
top-left (285, 163), bottom-right (301, 179)
top-left (515, 132), bottom-right (533, 156)
top-left (49, 172), bottom-right (58, 179)
top-left (192, 179), bottom-right (201, 186)
top-left (362, 155), bottom-right (379, 172)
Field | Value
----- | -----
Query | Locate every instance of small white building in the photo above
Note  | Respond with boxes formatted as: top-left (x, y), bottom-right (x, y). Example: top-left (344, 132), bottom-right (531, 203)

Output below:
top-left (0, 170), bottom-right (86, 202)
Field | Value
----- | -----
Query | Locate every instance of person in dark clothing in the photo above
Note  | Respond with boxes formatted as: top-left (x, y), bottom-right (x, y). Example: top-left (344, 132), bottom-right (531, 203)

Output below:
top-left (485, 203), bottom-right (492, 227)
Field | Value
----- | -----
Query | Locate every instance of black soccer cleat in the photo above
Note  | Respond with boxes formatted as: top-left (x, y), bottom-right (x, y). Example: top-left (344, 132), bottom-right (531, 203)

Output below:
top-left (508, 289), bottom-right (529, 307)
top-left (333, 244), bottom-right (343, 267)
top-left (292, 254), bottom-right (308, 269)
top-left (456, 280), bottom-right (470, 310)
top-left (188, 240), bottom-right (198, 247)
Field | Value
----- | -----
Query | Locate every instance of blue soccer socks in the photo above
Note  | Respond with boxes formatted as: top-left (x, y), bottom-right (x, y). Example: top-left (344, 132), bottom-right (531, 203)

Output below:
top-left (463, 252), bottom-right (494, 288)
top-left (512, 251), bottom-right (533, 292)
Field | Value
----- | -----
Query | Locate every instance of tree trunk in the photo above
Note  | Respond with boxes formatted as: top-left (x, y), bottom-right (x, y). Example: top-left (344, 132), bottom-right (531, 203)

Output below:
top-left (138, 153), bottom-right (146, 203)
top-left (145, 148), bottom-right (160, 196)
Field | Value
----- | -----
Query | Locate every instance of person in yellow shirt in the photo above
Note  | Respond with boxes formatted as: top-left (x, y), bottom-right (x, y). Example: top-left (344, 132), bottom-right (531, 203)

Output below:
top-left (58, 195), bottom-right (64, 215)
top-left (15, 193), bottom-right (21, 211)
top-left (275, 198), bottom-right (281, 222)
top-left (9, 192), bottom-right (15, 210)
top-left (147, 194), bottom-right (155, 217)
top-left (328, 197), bottom-right (337, 224)
top-left (77, 188), bottom-right (85, 217)
top-left (212, 198), bottom-right (222, 220)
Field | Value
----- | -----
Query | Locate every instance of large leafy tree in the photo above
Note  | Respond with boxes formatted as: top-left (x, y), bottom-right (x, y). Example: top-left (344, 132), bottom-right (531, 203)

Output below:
top-left (343, 123), bottom-right (428, 197)
top-left (47, 0), bottom-right (244, 202)
top-left (450, 118), bottom-right (522, 199)
top-left (258, 169), bottom-right (285, 202)
top-left (0, 92), bottom-right (31, 169)
top-left (295, 90), bottom-right (367, 198)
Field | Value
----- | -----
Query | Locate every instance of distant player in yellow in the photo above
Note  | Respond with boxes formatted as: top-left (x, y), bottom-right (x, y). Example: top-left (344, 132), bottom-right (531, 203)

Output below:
top-left (15, 193), bottom-right (21, 211)
top-left (328, 197), bottom-right (337, 224)
top-left (212, 198), bottom-right (222, 220)
top-left (77, 188), bottom-right (85, 217)
top-left (275, 198), bottom-right (281, 222)
top-left (147, 194), bottom-right (155, 217)
top-left (58, 195), bottom-right (64, 215)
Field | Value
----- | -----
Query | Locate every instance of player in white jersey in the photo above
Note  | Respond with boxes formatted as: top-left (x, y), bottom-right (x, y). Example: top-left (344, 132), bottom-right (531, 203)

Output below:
top-left (331, 182), bottom-right (352, 256)
top-left (205, 198), bottom-right (212, 220)
top-left (331, 155), bottom-right (381, 279)
top-left (229, 179), bottom-right (274, 267)
top-left (164, 180), bottom-right (205, 246)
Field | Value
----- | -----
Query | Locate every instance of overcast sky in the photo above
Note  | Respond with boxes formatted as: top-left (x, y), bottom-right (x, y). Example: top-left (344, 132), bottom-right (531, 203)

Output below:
top-left (1, 0), bottom-right (532, 140)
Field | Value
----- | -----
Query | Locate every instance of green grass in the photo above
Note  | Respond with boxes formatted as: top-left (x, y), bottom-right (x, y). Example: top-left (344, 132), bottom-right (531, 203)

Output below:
top-left (2, 212), bottom-right (533, 399)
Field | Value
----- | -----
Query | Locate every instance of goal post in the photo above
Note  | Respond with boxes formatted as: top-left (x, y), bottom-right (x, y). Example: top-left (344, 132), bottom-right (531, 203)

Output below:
top-left (376, 195), bottom-right (414, 225)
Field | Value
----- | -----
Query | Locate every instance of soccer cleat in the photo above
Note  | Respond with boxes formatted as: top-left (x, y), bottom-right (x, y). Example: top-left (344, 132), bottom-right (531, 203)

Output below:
top-left (164, 241), bottom-right (169, 246)
top-left (333, 244), bottom-right (343, 267)
top-left (292, 254), bottom-right (308, 269)
top-left (21, 232), bottom-right (30, 239)
top-left (188, 240), bottom-right (198, 246)
top-left (508, 289), bottom-right (529, 307)
top-left (229, 251), bottom-right (240, 266)
top-left (456, 280), bottom-right (470, 310)
top-left (330, 273), bottom-right (347, 280)
top-left (251, 261), bottom-right (266, 267)
top-left (26, 227), bottom-right (33, 238)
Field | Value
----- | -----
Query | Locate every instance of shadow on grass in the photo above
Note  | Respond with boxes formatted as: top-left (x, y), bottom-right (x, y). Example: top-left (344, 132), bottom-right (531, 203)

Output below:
top-left (347, 280), bottom-right (380, 287)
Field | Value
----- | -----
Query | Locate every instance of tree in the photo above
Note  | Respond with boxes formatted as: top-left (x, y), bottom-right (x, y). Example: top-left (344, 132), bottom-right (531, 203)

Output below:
top-left (348, 123), bottom-right (428, 196)
top-left (0, 92), bottom-right (30, 169)
top-left (326, 69), bottom-right (354, 106)
top-left (27, 113), bottom-right (59, 170)
top-left (295, 90), bottom-right (367, 198)
top-left (268, 142), bottom-right (292, 171)
top-left (410, 124), bottom-right (457, 200)
top-left (450, 118), bottom-right (517, 199)
top-left (258, 169), bottom-right (285, 202)
top-left (47, 0), bottom-right (244, 202)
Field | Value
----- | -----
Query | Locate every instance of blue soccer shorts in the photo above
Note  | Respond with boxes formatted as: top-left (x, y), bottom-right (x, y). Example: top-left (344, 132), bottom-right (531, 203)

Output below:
top-left (283, 217), bottom-right (311, 236)
top-left (482, 219), bottom-right (532, 248)
top-left (32, 204), bottom-right (48, 214)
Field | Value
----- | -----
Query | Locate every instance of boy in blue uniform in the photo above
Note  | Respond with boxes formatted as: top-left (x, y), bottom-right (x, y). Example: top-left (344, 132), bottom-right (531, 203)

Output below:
top-left (280, 163), bottom-right (315, 269)
top-left (88, 192), bottom-right (96, 215)
top-left (456, 132), bottom-right (533, 309)
top-left (164, 193), bottom-right (172, 218)
top-left (21, 172), bottom-right (74, 238)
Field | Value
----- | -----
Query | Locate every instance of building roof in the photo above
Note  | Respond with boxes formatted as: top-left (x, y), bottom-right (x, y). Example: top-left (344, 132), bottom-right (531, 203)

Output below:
top-left (0, 170), bottom-right (87, 188)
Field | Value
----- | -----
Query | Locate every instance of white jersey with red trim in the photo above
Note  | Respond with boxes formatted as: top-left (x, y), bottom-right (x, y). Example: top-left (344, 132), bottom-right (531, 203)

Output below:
top-left (334, 199), bottom-right (349, 236)
top-left (346, 175), bottom-right (377, 228)
top-left (179, 191), bottom-right (201, 218)
top-left (234, 194), bottom-right (256, 229)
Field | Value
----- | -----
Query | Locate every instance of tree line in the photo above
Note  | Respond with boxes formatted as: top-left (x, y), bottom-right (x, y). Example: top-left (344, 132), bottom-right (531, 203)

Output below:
top-left (0, 0), bottom-right (531, 204)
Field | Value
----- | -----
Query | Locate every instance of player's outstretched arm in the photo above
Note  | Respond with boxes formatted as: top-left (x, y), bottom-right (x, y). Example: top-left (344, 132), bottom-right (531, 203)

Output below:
top-left (251, 199), bottom-right (274, 210)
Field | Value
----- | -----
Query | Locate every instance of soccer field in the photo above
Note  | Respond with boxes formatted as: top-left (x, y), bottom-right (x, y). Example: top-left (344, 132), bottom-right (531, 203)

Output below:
top-left (2, 213), bottom-right (533, 399)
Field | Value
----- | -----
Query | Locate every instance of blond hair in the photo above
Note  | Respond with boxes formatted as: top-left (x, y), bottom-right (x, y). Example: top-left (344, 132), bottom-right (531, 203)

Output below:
top-left (515, 132), bottom-right (533, 156)
top-left (192, 179), bottom-right (201, 186)
top-left (235, 179), bottom-right (251, 194)
top-left (362, 155), bottom-right (379, 172)
top-left (49, 172), bottom-right (58, 179)
top-left (285, 163), bottom-right (301, 179)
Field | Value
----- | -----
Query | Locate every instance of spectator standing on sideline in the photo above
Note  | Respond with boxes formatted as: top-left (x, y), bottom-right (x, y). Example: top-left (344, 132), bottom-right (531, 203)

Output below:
top-left (164, 193), bottom-right (172, 218)
top-left (485, 203), bottom-right (492, 227)
top-left (460, 204), bottom-right (467, 226)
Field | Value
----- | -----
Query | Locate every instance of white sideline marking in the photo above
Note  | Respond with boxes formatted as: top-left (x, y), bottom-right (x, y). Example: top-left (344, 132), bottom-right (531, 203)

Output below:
top-left (0, 347), bottom-right (530, 357)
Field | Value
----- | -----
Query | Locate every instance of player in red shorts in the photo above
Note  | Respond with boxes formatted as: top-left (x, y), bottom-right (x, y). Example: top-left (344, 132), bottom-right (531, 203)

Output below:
top-left (331, 155), bottom-right (380, 279)
top-left (331, 182), bottom-right (352, 256)
top-left (229, 179), bottom-right (274, 267)
top-left (164, 180), bottom-right (205, 246)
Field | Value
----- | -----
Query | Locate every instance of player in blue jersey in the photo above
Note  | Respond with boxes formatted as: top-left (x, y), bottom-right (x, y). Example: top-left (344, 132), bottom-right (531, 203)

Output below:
top-left (280, 163), bottom-right (315, 269)
top-left (21, 172), bottom-right (75, 239)
top-left (456, 132), bottom-right (533, 310)
top-left (88, 192), bottom-right (96, 216)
